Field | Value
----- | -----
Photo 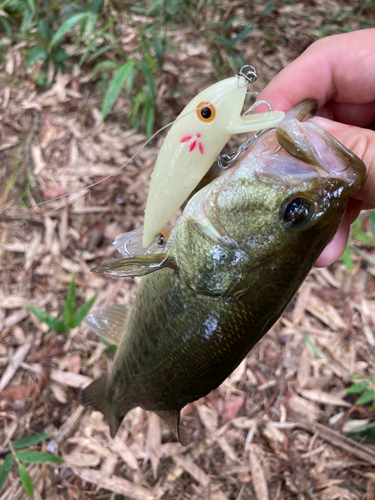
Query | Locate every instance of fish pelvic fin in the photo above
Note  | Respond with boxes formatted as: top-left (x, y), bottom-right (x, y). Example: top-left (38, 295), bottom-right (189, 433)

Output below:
top-left (157, 411), bottom-right (190, 446)
top-left (81, 376), bottom-right (122, 438)
top-left (90, 254), bottom-right (173, 278)
top-left (84, 303), bottom-right (131, 346)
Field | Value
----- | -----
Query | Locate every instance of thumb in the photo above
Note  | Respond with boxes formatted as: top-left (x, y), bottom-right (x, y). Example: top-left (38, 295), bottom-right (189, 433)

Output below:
top-left (310, 116), bottom-right (375, 206)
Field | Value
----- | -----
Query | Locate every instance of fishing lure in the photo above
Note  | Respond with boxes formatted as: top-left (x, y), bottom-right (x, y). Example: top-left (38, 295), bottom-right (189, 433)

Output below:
top-left (142, 66), bottom-right (285, 247)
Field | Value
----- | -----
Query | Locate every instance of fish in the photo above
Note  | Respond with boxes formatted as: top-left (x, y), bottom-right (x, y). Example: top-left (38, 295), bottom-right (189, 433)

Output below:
top-left (142, 73), bottom-right (285, 247)
top-left (81, 100), bottom-right (365, 445)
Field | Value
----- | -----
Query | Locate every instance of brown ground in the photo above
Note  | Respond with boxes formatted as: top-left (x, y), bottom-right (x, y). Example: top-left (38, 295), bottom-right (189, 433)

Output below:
top-left (1, 2), bottom-right (375, 499)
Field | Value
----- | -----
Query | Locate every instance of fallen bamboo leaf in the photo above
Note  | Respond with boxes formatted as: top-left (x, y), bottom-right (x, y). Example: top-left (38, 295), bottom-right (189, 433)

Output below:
top-left (249, 445), bottom-right (269, 500)
top-left (72, 468), bottom-right (155, 500)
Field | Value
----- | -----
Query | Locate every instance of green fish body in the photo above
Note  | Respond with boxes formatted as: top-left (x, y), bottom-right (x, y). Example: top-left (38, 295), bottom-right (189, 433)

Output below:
top-left (82, 101), bottom-right (365, 443)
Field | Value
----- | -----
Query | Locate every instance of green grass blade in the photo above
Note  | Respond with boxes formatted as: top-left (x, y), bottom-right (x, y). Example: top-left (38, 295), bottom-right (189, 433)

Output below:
top-left (26, 306), bottom-right (67, 332)
top-left (63, 273), bottom-right (76, 328)
top-left (0, 453), bottom-right (14, 490)
top-left (301, 332), bottom-right (324, 359)
top-left (13, 433), bottom-right (50, 450)
top-left (102, 61), bottom-right (135, 120)
top-left (72, 294), bottom-right (97, 328)
top-left (369, 212), bottom-right (375, 239)
top-left (49, 12), bottom-right (89, 50)
top-left (341, 245), bottom-right (354, 270)
top-left (18, 463), bottom-right (34, 500)
top-left (16, 451), bottom-right (63, 464)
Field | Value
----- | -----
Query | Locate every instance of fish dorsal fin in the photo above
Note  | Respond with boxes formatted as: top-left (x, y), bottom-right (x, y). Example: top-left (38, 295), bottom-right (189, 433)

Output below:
top-left (81, 376), bottom-right (122, 438)
top-left (113, 226), bottom-right (172, 257)
top-left (90, 254), bottom-right (172, 278)
top-left (157, 411), bottom-right (190, 446)
top-left (84, 303), bottom-right (131, 345)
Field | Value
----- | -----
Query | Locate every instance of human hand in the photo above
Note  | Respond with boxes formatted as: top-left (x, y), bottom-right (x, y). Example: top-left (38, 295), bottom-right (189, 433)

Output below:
top-left (257, 29), bottom-right (375, 267)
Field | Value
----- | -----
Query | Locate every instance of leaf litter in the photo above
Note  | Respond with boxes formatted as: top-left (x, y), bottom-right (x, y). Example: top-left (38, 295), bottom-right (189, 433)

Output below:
top-left (1, 3), bottom-right (375, 500)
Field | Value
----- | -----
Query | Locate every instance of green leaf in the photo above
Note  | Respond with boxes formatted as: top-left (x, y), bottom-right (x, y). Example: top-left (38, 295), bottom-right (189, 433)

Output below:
top-left (214, 34), bottom-right (234, 49)
top-left (345, 421), bottom-right (375, 444)
top-left (37, 19), bottom-right (51, 42)
top-left (368, 402), bottom-right (375, 412)
top-left (102, 61), bottom-right (135, 120)
top-left (18, 463), bottom-right (34, 500)
top-left (27, 0), bottom-right (36, 13)
top-left (152, 36), bottom-right (164, 68)
top-left (71, 294), bottom-right (97, 328)
top-left (369, 212), bottom-right (375, 239)
top-left (370, 374), bottom-right (375, 384)
top-left (341, 245), bottom-right (354, 270)
top-left (351, 218), bottom-right (373, 245)
top-left (349, 372), bottom-right (365, 381)
top-left (0, 453), bottom-right (14, 490)
top-left (63, 273), bottom-right (76, 328)
top-left (230, 24), bottom-right (257, 45)
top-left (356, 390), bottom-right (375, 405)
top-left (26, 306), bottom-right (67, 333)
top-left (301, 331), bottom-right (324, 359)
top-left (52, 47), bottom-right (69, 63)
top-left (85, 11), bottom-right (97, 41)
top-left (0, 17), bottom-right (13, 38)
top-left (16, 451), bottom-right (63, 464)
top-left (109, 493), bottom-right (116, 500)
top-left (49, 12), bottom-right (89, 50)
top-left (27, 47), bottom-right (47, 66)
top-left (348, 381), bottom-right (368, 394)
top-left (13, 433), bottom-right (50, 450)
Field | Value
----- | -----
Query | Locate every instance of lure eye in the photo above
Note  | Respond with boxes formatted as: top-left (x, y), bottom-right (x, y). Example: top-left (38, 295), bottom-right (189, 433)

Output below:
top-left (282, 196), bottom-right (315, 228)
top-left (197, 102), bottom-right (216, 122)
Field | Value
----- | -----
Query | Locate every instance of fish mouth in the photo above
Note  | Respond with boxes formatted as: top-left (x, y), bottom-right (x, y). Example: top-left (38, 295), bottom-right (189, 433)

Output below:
top-left (249, 100), bottom-right (366, 192)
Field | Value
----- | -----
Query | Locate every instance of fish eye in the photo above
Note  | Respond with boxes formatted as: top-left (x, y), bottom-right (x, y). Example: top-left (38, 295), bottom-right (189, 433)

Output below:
top-left (197, 102), bottom-right (216, 122)
top-left (282, 196), bottom-right (315, 228)
top-left (157, 234), bottom-right (166, 247)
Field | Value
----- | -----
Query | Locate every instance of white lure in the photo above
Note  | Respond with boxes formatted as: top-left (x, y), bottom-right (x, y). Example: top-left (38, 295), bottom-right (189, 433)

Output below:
top-left (142, 74), bottom-right (285, 247)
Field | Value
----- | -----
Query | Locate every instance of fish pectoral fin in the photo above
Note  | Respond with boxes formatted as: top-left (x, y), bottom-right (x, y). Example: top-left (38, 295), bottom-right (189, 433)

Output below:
top-left (225, 111), bottom-right (285, 134)
top-left (84, 303), bottom-right (131, 345)
top-left (157, 411), bottom-right (190, 446)
top-left (81, 376), bottom-right (122, 438)
top-left (90, 254), bottom-right (173, 277)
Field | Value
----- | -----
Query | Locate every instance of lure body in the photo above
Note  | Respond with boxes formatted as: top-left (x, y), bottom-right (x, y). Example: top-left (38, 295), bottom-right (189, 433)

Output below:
top-left (82, 101), bottom-right (365, 443)
top-left (142, 75), bottom-right (285, 247)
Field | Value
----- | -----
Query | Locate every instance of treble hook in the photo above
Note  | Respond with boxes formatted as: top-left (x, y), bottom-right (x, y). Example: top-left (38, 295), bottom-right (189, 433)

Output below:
top-left (218, 128), bottom-right (274, 169)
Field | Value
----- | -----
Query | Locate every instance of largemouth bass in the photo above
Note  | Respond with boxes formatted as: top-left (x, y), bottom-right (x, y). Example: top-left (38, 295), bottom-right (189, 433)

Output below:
top-left (82, 100), bottom-right (365, 444)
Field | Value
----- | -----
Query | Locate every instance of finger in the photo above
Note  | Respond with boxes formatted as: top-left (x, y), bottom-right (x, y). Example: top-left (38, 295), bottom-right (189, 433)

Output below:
top-left (310, 116), bottom-right (375, 207)
top-left (314, 215), bottom-right (350, 267)
top-left (258, 29), bottom-right (375, 112)
top-left (314, 199), bottom-right (363, 268)
top-left (317, 102), bottom-right (375, 128)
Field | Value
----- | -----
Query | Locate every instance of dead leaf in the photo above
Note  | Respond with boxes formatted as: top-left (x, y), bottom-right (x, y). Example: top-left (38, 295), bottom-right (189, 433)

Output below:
top-left (249, 445), bottom-right (269, 500)
top-left (67, 354), bottom-right (82, 374)
top-left (223, 395), bottom-right (245, 420)
top-left (147, 412), bottom-right (162, 479)
top-left (0, 136), bottom-right (19, 150)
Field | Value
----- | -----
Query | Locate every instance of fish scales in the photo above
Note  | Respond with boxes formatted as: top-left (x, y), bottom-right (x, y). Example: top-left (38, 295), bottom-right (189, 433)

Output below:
top-left (82, 100), bottom-right (366, 443)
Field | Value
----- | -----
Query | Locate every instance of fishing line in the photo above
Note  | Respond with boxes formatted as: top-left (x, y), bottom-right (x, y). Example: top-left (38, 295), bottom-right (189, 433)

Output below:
top-left (32, 67), bottom-right (268, 208)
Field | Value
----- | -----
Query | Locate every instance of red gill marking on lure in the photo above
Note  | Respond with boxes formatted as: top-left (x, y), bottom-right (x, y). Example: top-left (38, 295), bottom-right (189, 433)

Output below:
top-left (189, 141), bottom-right (196, 152)
top-left (181, 136), bottom-right (192, 143)
top-left (181, 133), bottom-right (204, 155)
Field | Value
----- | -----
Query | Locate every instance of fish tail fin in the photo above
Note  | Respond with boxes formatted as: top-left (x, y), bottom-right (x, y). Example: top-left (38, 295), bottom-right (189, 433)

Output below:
top-left (81, 376), bottom-right (121, 438)
top-left (158, 411), bottom-right (190, 446)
